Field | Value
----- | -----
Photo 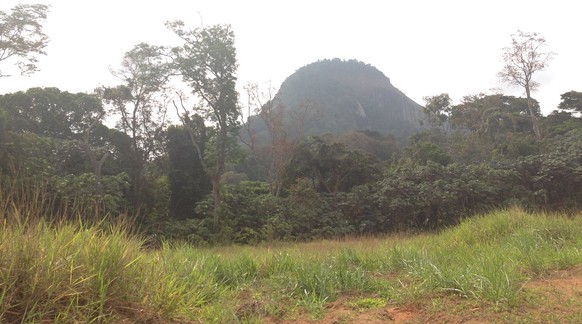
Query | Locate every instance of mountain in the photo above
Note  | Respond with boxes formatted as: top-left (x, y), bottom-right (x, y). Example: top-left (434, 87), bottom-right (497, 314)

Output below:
top-left (247, 58), bottom-right (425, 144)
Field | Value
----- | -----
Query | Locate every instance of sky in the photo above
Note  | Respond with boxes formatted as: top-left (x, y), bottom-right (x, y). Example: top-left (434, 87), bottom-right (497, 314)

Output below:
top-left (2, 0), bottom-right (580, 116)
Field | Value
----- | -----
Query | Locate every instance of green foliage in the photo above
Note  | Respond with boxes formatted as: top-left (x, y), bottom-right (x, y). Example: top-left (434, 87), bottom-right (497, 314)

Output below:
top-left (285, 178), bottom-right (353, 239)
top-left (168, 23), bottom-right (239, 128)
top-left (452, 94), bottom-right (537, 135)
top-left (156, 181), bottom-right (281, 244)
top-left (336, 130), bottom-right (399, 161)
top-left (167, 125), bottom-right (211, 219)
top-left (412, 94), bottom-right (552, 165)
top-left (0, 4), bottom-right (49, 76)
top-left (49, 172), bottom-right (130, 216)
top-left (422, 93), bottom-right (452, 131)
top-left (376, 162), bottom-right (513, 229)
top-left (1, 17), bottom-right (581, 248)
top-left (515, 129), bottom-right (582, 209)
top-left (558, 90), bottom-right (582, 113)
top-left (405, 141), bottom-right (452, 166)
top-left (285, 136), bottom-right (380, 194)
top-left (0, 107), bottom-right (6, 169)
top-left (0, 87), bottom-right (104, 139)
top-left (542, 110), bottom-right (582, 137)
top-left (336, 185), bottom-right (383, 234)
top-left (155, 125), bottom-right (582, 243)
top-left (0, 88), bottom-right (135, 221)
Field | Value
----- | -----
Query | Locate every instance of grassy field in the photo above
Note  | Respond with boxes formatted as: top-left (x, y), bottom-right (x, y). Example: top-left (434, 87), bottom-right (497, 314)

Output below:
top-left (1, 207), bottom-right (581, 323)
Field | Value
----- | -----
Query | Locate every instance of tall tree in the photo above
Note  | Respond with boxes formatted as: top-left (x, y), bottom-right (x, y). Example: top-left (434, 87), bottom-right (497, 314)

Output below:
top-left (167, 22), bottom-right (239, 226)
top-left (422, 93), bottom-right (452, 133)
top-left (0, 4), bottom-right (49, 77)
top-left (98, 43), bottom-right (172, 208)
top-left (498, 30), bottom-right (554, 140)
top-left (558, 91), bottom-right (582, 114)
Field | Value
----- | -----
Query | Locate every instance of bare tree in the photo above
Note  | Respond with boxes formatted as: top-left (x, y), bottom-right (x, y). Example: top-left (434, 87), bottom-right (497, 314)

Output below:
top-left (241, 82), bottom-right (294, 196)
top-left (498, 30), bottom-right (555, 140)
top-left (240, 82), bottom-right (321, 197)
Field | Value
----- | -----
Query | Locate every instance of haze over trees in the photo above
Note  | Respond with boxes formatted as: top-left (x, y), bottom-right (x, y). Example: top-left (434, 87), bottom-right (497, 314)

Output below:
top-left (0, 5), bottom-right (580, 245)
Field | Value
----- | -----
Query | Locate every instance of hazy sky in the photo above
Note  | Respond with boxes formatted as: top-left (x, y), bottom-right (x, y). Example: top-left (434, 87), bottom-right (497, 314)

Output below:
top-left (2, 0), bottom-right (580, 115)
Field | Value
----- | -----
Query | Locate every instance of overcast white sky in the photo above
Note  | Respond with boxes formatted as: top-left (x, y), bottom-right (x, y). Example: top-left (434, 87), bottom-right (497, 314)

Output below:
top-left (2, 0), bottom-right (580, 115)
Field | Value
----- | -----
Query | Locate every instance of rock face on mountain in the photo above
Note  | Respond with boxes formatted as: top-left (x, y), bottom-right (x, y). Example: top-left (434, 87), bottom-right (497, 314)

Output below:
top-left (249, 59), bottom-right (425, 143)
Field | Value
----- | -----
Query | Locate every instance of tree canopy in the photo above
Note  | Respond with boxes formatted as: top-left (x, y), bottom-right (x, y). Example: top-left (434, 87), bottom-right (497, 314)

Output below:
top-left (0, 3), bottom-right (49, 77)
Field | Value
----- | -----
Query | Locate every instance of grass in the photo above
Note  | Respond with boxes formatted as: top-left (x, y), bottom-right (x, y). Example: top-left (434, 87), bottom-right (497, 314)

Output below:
top-left (1, 189), bottom-right (581, 323)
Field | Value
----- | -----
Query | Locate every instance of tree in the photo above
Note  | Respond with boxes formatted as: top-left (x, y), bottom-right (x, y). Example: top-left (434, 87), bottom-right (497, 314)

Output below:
top-left (542, 110), bottom-right (582, 138)
top-left (287, 136), bottom-right (379, 194)
top-left (336, 130), bottom-right (399, 161)
top-left (405, 141), bottom-right (451, 166)
top-left (167, 21), bottom-right (239, 226)
top-left (0, 4), bottom-right (49, 77)
top-left (167, 122), bottom-right (211, 219)
top-left (79, 109), bottom-right (110, 196)
top-left (452, 94), bottom-right (536, 136)
top-left (99, 43), bottom-right (172, 209)
top-left (422, 93), bottom-right (452, 133)
top-left (0, 88), bottom-right (130, 216)
top-left (558, 91), bottom-right (582, 114)
top-left (448, 94), bottom-right (539, 161)
top-left (498, 30), bottom-right (555, 140)
top-left (241, 82), bottom-right (301, 197)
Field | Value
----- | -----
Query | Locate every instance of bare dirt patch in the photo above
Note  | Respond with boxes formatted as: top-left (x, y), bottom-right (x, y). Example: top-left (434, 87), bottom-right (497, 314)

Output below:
top-left (518, 265), bottom-right (582, 321)
top-left (263, 266), bottom-right (582, 323)
top-left (525, 265), bottom-right (582, 296)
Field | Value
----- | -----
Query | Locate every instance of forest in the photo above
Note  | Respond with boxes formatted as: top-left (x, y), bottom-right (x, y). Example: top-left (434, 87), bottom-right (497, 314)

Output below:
top-left (1, 4), bottom-right (582, 246)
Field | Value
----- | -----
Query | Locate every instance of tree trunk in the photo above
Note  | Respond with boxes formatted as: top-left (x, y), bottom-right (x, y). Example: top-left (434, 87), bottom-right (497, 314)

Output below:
top-left (525, 86), bottom-right (542, 140)
top-left (211, 121), bottom-right (228, 228)
top-left (211, 174), bottom-right (221, 227)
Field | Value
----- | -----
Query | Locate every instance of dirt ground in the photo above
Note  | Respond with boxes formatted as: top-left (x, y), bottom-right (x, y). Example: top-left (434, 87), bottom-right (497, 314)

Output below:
top-left (267, 266), bottom-right (582, 323)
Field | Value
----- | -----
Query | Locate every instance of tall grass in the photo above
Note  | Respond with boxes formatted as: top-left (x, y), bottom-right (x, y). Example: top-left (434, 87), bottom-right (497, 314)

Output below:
top-left (1, 180), bottom-right (581, 322)
top-left (0, 219), bottom-right (144, 322)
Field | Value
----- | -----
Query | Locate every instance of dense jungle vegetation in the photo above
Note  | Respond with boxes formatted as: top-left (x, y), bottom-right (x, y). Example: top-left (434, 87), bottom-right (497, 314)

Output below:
top-left (1, 4), bottom-right (581, 246)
